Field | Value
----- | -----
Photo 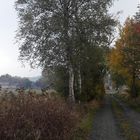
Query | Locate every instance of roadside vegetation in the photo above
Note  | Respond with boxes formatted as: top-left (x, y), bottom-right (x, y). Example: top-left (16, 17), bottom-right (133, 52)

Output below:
top-left (112, 98), bottom-right (140, 140)
top-left (115, 93), bottom-right (140, 112)
top-left (0, 92), bottom-right (77, 140)
top-left (0, 91), bottom-right (101, 140)
top-left (73, 100), bottom-right (102, 140)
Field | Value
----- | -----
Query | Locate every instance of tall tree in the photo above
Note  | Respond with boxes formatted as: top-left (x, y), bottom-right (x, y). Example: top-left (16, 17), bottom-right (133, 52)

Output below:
top-left (109, 16), bottom-right (140, 97)
top-left (15, 0), bottom-right (116, 102)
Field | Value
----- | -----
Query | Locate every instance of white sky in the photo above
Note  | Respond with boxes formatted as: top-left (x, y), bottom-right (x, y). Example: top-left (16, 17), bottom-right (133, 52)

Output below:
top-left (0, 0), bottom-right (139, 77)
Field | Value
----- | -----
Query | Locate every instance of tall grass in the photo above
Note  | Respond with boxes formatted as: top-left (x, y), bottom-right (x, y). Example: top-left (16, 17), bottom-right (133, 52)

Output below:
top-left (0, 93), bottom-right (79, 140)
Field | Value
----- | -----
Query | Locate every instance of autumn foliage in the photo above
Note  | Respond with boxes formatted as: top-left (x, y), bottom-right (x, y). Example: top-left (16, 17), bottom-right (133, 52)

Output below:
top-left (108, 18), bottom-right (140, 97)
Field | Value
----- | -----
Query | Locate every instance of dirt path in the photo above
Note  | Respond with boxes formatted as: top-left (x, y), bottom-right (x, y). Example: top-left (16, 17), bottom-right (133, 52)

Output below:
top-left (114, 97), bottom-right (140, 134)
top-left (90, 96), bottom-right (123, 140)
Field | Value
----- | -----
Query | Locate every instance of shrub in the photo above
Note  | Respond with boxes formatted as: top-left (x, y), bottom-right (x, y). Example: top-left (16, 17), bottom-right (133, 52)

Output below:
top-left (0, 94), bottom-right (79, 140)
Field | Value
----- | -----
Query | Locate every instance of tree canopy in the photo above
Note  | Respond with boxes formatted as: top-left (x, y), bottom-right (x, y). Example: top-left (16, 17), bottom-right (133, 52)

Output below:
top-left (108, 7), bottom-right (140, 97)
top-left (15, 0), bottom-right (116, 101)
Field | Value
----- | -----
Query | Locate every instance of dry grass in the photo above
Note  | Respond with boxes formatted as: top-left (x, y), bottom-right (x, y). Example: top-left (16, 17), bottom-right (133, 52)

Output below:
top-left (72, 100), bottom-right (102, 140)
top-left (112, 99), bottom-right (140, 140)
top-left (0, 93), bottom-right (79, 140)
top-left (116, 94), bottom-right (140, 112)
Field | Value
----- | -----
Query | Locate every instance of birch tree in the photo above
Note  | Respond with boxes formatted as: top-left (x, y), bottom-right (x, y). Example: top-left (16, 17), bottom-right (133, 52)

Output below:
top-left (15, 0), bottom-right (116, 102)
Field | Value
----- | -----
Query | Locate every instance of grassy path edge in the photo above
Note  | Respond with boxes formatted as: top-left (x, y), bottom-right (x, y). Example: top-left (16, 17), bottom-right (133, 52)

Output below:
top-left (72, 101), bottom-right (100, 140)
top-left (111, 97), bottom-right (140, 140)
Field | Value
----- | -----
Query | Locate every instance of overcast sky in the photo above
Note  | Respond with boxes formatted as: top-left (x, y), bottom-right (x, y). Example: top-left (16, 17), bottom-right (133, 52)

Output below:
top-left (0, 0), bottom-right (139, 77)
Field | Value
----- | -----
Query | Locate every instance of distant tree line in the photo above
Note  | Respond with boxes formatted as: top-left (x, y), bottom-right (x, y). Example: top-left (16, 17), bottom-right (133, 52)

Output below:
top-left (0, 74), bottom-right (47, 89)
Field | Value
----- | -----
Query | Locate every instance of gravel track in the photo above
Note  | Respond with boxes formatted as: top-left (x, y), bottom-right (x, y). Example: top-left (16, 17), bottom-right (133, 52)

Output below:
top-left (90, 96), bottom-right (123, 140)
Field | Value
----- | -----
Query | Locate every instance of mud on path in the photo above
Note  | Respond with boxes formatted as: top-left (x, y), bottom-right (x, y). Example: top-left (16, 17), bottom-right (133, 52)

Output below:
top-left (90, 96), bottom-right (123, 140)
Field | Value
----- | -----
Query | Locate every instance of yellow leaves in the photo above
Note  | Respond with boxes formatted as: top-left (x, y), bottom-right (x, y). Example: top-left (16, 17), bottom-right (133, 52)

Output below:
top-left (108, 18), bottom-right (139, 81)
top-left (108, 16), bottom-right (140, 88)
top-left (108, 41), bottom-right (124, 75)
top-left (109, 49), bottom-right (128, 78)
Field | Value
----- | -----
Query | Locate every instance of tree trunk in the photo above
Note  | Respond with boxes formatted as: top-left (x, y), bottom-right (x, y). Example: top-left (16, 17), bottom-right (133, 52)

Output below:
top-left (62, 1), bottom-right (76, 103)
top-left (78, 66), bottom-right (82, 95)
top-left (68, 64), bottom-right (75, 103)
top-left (131, 70), bottom-right (137, 98)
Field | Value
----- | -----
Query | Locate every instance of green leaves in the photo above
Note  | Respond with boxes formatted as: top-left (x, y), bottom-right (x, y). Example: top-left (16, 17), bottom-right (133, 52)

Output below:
top-left (15, 0), bottom-right (116, 101)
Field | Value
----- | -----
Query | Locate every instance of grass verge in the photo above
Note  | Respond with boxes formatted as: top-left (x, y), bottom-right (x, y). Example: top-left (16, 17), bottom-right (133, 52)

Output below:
top-left (72, 100), bottom-right (101, 140)
top-left (112, 99), bottom-right (140, 140)
top-left (115, 94), bottom-right (140, 112)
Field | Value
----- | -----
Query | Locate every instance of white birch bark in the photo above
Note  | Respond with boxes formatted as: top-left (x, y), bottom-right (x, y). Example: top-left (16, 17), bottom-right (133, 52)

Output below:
top-left (68, 64), bottom-right (75, 103)
top-left (78, 67), bottom-right (82, 95)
